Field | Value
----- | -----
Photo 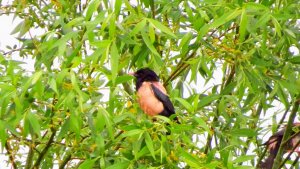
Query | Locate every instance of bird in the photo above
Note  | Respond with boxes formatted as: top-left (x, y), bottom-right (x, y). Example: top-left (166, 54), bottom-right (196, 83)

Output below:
top-left (129, 68), bottom-right (177, 121)
top-left (259, 123), bottom-right (300, 169)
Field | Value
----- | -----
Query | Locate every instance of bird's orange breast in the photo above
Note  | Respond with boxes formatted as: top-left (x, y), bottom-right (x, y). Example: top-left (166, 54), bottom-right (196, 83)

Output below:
top-left (137, 82), bottom-right (166, 116)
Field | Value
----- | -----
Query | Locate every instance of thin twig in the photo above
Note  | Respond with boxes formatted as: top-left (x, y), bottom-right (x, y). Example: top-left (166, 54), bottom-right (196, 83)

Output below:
top-left (5, 140), bottom-right (17, 169)
top-left (289, 156), bottom-right (299, 169)
top-left (25, 145), bottom-right (34, 169)
top-left (164, 50), bottom-right (197, 86)
top-left (204, 65), bottom-right (235, 154)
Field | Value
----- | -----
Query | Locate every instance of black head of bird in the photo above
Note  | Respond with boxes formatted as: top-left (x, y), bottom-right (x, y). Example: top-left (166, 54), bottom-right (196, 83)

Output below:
top-left (130, 68), bottom-right (160, 90)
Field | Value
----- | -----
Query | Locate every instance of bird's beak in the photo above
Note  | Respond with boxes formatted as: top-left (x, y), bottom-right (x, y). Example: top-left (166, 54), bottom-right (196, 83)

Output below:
top-left (128, 72), bottom-right (135, 76)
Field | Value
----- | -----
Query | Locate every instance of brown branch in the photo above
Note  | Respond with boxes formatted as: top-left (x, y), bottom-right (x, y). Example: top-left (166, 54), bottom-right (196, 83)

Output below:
top-left (289, 156), bottom-right (299, 169)
top-left (2, 48), bottom-right (24, 55)
top-left (164, 50), bottom-right (197, 86)
top-left (32, 130), bottom-right (57, 169)
top-left (277, 108), bottom-right (291, 130)
top-left (59, 153), bottom-right (72, 169)
top-left (105, 130), bottom-right (124, 150)
top-left (5, 140), bottom-right (17, 169)
top-left (272, 97), bottom-right (300, 169)
top-left (32, 95), bottom-right (58, 169)
top-left (204, 65), bottom-right (235, 154)
top-left (243, 101), bottom-right (263, 162)
top-left (256, 108), bottom-right (291, 168)
top-left (279, 137), bottom-right (300, 168)
top-left (25, 145), bottom-right (34, 169)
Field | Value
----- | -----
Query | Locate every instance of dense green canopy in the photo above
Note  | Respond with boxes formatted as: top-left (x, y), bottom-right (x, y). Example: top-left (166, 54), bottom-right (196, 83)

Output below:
top-left (0, 0), bottom-right (299, 168)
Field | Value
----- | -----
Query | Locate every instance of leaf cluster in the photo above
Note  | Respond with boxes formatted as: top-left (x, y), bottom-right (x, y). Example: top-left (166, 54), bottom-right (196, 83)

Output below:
top-left (0, 0), bottom-right (300, 168)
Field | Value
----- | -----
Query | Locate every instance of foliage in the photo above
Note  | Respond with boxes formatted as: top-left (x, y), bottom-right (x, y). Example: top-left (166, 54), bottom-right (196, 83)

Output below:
top-left (0, 0), bottom-right (300, 168)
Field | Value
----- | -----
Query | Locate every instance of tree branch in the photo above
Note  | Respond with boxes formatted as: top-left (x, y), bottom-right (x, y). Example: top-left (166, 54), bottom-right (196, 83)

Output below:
top-left (272, 96), bottom-right (300, 169)
top-left (164, 50), bottom-right (197, 86)
top-left (59, 153), bottom-right (72, 169)
top-left (32, 130), bottom-right (57, 169)
top-left (289, 156), bottom-right (299, 169)
top-left (25, 145), bottom-right (34, 169)
top-left (204, 65), bottom-right (235, 154)
top-left (5, 140), bottom-right (17, 169)
top-left (279, 136), bottom-right (300, 168)
top-left (256, 108), bottom-right (291, 168)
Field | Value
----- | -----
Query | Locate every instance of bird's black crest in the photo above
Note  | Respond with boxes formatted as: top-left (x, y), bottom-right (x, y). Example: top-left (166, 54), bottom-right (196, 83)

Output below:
top-left (133, 68), bottom-right (159, 90)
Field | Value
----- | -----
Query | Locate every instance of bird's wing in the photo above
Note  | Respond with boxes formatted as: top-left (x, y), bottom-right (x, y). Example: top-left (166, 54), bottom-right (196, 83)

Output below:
top-left (150, 83), bottom-right (175, 115)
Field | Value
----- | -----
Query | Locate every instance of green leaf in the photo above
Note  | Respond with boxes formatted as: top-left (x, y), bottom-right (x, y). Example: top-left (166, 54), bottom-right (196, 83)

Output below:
top-left (234, 166), bottom-right (254, 169)
top-left (95, 110), bottom-right (106, 133)
top-left (239, 8), bottom-right (248, 42)
top-left (277, 83), bottom-right (289, 108)
top-left (85, 0), bottom-right (101, 20)
top-left (179, 32), bottom-right (193, 49)
top-left (107, 75), bottom-right (133, 86)
top-left (180, 150), bottom-right (202, 168)
top-left (114, 0), bottom-right (122, 16)
top-left (57, 118), bottom-right (70, 140)
top-left (27, 113), bottom-right (41, 137)
top-left (121, 129), bottom-right (144, 138)
top-left (90, 40), bottom-right (112, 48)
top-left (244, 2), bottom-right (269, 11)
top-left (144, 132), bottom-right (156, 159)
top-left (0, 121), bottom-right (7, 148)
top-left (221, 82), bottom-right (237, 95)
top-left (175, 97), bottom-right (193, 112)
top-left (106, 161), bottom-right (130, 169)
top-left (278, 79), bottom-right (300, 95)
top-left (284, 28), bottom-right (296, 39)
top-left (147, 18), bottom-right (177, 38)
top-left (198, 94), bottom-right (220, 108)
top-left (244, 69), bottom-right (260, 91)
top-left (47, 31), bottom-right (78, 51)
top-left (141, 30), bottom-right (161, 57)
top-left (136, 146), bottom-right (150, 159)
top-left (96, 135), bottom-right (105, 155)
top-left (110, 42), bottom-right (120, 84)
top-left (10, 20), bottom-right (25, 35)
top-left (154, 115), bottom-right (171, 123)
top-left (70, 112), bottom-right (81, 137)
top-left (271, 16), bottom-right (282, 37)
top-left (109, 15), bottom-right (116, 38)
top-left (130, 19), bottom-right (147, 36)
top-left (21, 71), bottom-right (43, 97)
top-left (210, 9), bottom-right (242, 29)
top-left (70, 71), bottom-right (81, 93)
top-left (78, 158), bottom-right (99, 169)
top-left (255, 12), bottom-right (271, 29)
top-left (193, 117), bottom-right (210, 132)
top-left (233, 155), bottom-right (255, 163)
top-left (231, 128), bottom-right (256, 137)
top-left (98, 107), bottom-right (113, 138)
top-left (288, 56), bottom-right (300, 64)
top-left (31, 71), bottom-right (43, 85)
top-left (66, 17), bottom-right (85, 28)
top-left (11, 18), bottom-right (32, 37)
top-left (198, 24), bottom-right (210, 39)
